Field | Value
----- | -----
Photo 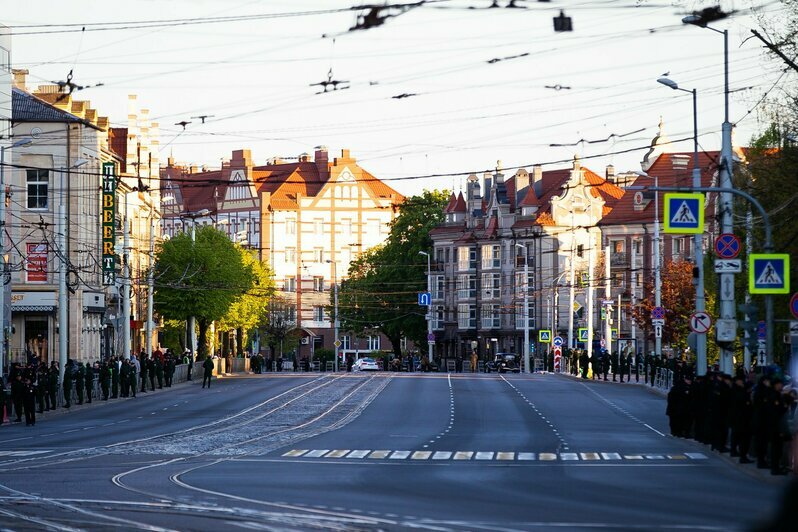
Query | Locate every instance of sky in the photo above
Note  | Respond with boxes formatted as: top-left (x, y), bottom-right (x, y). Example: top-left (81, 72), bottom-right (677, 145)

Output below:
top-left (3, 0), bottom-right (791, 197)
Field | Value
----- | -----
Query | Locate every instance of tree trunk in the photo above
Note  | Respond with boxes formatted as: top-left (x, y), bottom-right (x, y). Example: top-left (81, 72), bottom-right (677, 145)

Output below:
top-left (197, 319), bottom-right (209, 359)
top-left (236, 328), bottom-right (244, 356)
top-left (389, 333), bottom-right (403, 359)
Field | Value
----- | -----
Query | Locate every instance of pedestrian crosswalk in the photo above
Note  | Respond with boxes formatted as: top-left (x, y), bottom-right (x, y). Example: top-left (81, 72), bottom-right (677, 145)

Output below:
top-left (280, 449), bottom-right (709, 462)
top-left (0, 450), bottom-right (52, 457)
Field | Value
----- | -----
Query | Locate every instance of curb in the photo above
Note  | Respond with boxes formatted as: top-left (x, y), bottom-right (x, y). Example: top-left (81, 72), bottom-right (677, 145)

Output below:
top-left (558, 371), bottom-right (668, 397)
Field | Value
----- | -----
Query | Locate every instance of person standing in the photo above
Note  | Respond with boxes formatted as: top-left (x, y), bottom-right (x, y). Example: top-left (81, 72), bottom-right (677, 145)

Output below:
top-left (75, 362), bottom-right (85, 405)
top-left (729, 377), bottom-right (753, 463)
top-left (753, 375), bottom-right (772, 469)
top-left (48, 362), bottom-right (59, 410)
top-left (62, 360), bottom-right (75, 408)
top-left (120, 359), bottom-right (130, 398)
top-left (139, 355), bottom-right (148, 393)
top-left (100, 361), bottom-right (111, 401)
top-left (147, 356), bottom-right (156, 391)
top-left (155, 357), bottom-right (164, 389)
top-left (768, 379), bottom-right (789, 475)
top-left (84, 362), bottom-right (94, 404)
top-left (470, 350), bottom-right (477, 374)
top-left (36, 365), bottom-right (49, 413)
top-left (111, 357), bottom-right (120, 399)
top-left (22, 377), bottom-right (36, 426)
top-left (11, 373), bottom-right (24, 422)
top-left (625, 351), bottom-right (634, 383)
top-left (202, 356), bottom-right (214, 388)
top-left (128, 359), bottom-right (137, 398)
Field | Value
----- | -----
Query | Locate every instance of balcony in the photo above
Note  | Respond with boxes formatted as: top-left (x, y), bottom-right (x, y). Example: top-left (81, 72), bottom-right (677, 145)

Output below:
top-left (610, 252), bottom-right (627, 267)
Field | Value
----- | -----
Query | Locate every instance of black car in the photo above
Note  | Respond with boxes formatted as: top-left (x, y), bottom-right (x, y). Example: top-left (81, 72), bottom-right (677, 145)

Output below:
top-left (485, 353), bottom-right (520, 373)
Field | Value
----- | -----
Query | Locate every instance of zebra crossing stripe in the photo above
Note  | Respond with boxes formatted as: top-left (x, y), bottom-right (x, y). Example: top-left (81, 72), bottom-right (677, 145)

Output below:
top-left (601, 453), bottom-right (622, 460)
top-left (560, 453), bottom-right (579, 460)
top-left (368, 450), bottom-right (391, 459)
top-left (304, 450), bottom-right (329, 458)
top-left (580, 453), bottom-right (600, 461)
top-left (411, 451), bottom-right (432, 460)
top-left (645, 454), bottom-right (665, 460)
top-left (346, 450), bottom-right (370, 459)
top-left (668, 454), bottom-right (687, 460)
top-left (432, 451), bottom-right (452, 460)
top-left (325, 450), bottom-right (350, 458)
top-left (517, 452), bottom-right (536, 461)
top-left (282, 449), bottom-right (308, 457)
top-left (539, 453), bottom-right (557, 461)
top-left (685, 453), bottom-right (707, 460)
top-left (453, 451), bottom-right (473, 460)
top-left (624, 455), bottom-right (644, 460)
top-left (475, 452), bottom-right (494, 460)
top-left (496, 452), bottom-right (515, 461)
top-left (390, 451), bottom-right (411, 459)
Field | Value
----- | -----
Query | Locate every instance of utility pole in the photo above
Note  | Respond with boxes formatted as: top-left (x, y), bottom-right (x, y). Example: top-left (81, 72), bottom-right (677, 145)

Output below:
top-left (327, 259), bottom-right (339, 372)
top-left (630, 241), bottom-right (637, 352)
top-left (122, 192), bottom-right (131, 360)
top-left (586, 241), bottom-right (595, 367)
top-left (419, 251), bottom-right (433, 363)
top-left (568, 210), bottom-right (576, 349)
top-left (146, 213), bottom-right (155, 357)
top-left (654, 174), bottom-right (662, 359)
top-left (604, 244), bottom-right (611, 356)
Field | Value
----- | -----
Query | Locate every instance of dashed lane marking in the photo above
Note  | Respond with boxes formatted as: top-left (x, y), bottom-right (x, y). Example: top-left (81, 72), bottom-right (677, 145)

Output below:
top-left (496, 452), bottom-right (515, 461)
top-left (0, 450), bottom-right (52, 457)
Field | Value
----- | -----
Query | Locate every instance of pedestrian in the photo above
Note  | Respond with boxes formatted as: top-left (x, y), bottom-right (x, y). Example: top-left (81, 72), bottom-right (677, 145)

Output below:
top-left (22, 377), bottom-right (36, 426)
top-left (753, 375), bottom-right (772, 469)
top-left (767, 378), bottom-right (789, 475)
top-left (729, 377), bottom-right (754, 464)
top-left (165, 356), bottom-right (174, 387)
top-left (36, 365), bottom-right (48, 413)
top-left (602, 352), bottom-right (610, 381)
top-left (85, 362), bottom-right (94, 404)
top-left (75, 362), bottom-right (85, 405)
top-left (11, 373), bottom-right (24, 422)
top-left (470, 350), bottom-right (477, 374)
top-left (155, 357), bottom-right (164, 389)
top-left (110, 357), bottom-right (120, 399)
top-left (579, 350), bottom-right (589, 379)
top-left (618, 352), bottom-right (627, 383)
top-left (139, 355), bottom-right (148, 393)
top-left (202, 356), bottom-right (214, 388)
top-left (625, 351), bottom-right (633, 383)
top-left (62, 360), bottom-right (75, 408)
top-left (48, 362), bottom-right (59, 410)
top-left (147, 356), bottom-right (156, 391)
top-left (120, 359), bottom-right (130, 398)
top-left (128, 359), bottom-right (137, 398)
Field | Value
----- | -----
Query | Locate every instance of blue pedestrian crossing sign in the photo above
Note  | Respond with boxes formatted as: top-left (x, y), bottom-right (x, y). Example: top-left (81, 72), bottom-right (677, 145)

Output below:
top-left (578, 328), bottom-right (589, 342)
top-left (538, 330), bottom-right (552, 343)
top-left (749, 254), bottom-right (790, 294)
top-left (663, 193), bottom-right (704, 234)
top-left (418, 292), bottom-right (431, 306)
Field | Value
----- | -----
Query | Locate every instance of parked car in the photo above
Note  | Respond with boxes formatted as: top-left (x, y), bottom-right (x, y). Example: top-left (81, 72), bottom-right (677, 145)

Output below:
top-left (485, 353), bottom-right (520, 373)
top-left (353, 357), bottom-right (379, 371)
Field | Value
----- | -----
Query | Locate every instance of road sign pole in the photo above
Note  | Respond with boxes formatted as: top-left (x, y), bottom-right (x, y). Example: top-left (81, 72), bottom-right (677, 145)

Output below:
top-left (690, 97), bottom-right (708, 375)
top-left (654, 176), bottom-right (662, 360)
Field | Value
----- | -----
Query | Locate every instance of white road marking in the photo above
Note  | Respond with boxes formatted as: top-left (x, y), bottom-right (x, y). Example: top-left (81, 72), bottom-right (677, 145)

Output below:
top-left (475, 452), bottom-right (494, 460)
top-left (346, 450), bottom-right (370, 459)
top-left (644, 423), bottom-right (666, 437)
top-left (453, 451), bottom-right (473, 460)
top-left (580, 453), bottom-right (600, 461)
top-left (560, 453), bottom-right (579, 460)
top-left (282, 449), bottom-right (308, 457)
top-left (496, 452), bottom-right (515, 461)
top-left (601, 453), bottom-right (622, 460)
top-left (685, 452), bottom-right (708, 460)
top-left (304, 449), bottom-right (329, 458)
top-left (432, 451), bottom-right (452, 460)
top-left (368, 451), bottom-right (390, 459)
top-left (411, 451), bottom-right (432, 460)
top-left (517, 452), bottom-right (536, 460)
top-left (389, 451), bottom-right (411, 459)
top-left (325, 450), bottom-right (350, 458)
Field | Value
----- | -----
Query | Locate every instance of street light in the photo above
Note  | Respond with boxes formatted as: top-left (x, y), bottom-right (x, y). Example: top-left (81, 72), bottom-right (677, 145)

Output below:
top-left (683, 12), bottom-right (736, 374)
top-left (0, 138), bottom-right (33, 379)
top-left (515, 243), bottom-right (530, 374)
top-left (657, 76), bottom-right (707, 376)
top-left (418, 251), bottom-right (433, 363)
top-left (325, 259), bottom-right (339, 372)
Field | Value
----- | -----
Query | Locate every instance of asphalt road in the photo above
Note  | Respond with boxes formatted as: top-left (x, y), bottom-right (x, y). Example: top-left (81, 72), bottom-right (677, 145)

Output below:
top-left (0, 371), bottom-right (789, 531)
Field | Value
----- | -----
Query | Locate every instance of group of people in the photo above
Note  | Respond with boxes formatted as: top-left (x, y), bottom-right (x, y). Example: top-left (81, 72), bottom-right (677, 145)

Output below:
top-left (667, 370), bottom-right (798, 475)
top-left (0, 348), bottom-right (191, 428)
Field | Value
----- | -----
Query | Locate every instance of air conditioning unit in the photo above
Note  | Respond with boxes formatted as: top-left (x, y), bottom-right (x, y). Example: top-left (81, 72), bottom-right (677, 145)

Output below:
top-left (300, 337), bottom-right (309, 345)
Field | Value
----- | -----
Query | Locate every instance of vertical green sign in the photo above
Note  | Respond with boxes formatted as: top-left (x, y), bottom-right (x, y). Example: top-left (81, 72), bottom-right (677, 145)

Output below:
top-left (101, 162), bottom-right (116, 286)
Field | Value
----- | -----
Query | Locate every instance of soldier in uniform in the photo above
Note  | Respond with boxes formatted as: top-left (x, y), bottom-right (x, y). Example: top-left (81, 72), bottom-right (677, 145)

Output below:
top-left (75, 362), bottom-right (85, 405)
top-left (22, 377), bottom-right (36, 426)
top-left (625, 350), bottom-right (634, 383)
top-left (62, 360), bottom-right (74, 408)
top-left (579, 350), bottom-right (589, 379)
top-left (147, 356), bottom-right (156, 391)
top-left (36, 364), bottom-right (49, 413)
top-left (139, 354), bottom-right (148, 393)
top-left (111, 357), bottom-right (120, 399)
top-left (120, 359), bottom-right (130, 398)
top-left (100, 361), bottom-right (111, 401)
top-left (618, 351), bottom-right (627, 383)
top-left (611, 350), bottom-right (619, 381)
top-left (84, 362), bottom-right (94, 404)
top-left (11, 373), bottom-right (24, 422)
top-left (165, 355), bottom-right (175, 387)
top-left (48, 362), bottom-right (59, 410)
top-left (602, 351), bottom-right (610, 381)
top-left (202, 356), bottom-right (214, 388)
top-left (128, 359), bottom-right (137, 398)
top-left (155, 357), bottom-right (164, 389)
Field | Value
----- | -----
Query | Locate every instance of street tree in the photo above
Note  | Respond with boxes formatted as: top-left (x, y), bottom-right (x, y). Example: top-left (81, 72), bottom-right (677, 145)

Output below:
top-left (217, 250), bottom-right (275, 356)
top-left (154, 225), bottom-right (254, 359)
top-left (262, 296), bottom-right (301, 361)
top-left (337, 190), bottom-right (448, 357)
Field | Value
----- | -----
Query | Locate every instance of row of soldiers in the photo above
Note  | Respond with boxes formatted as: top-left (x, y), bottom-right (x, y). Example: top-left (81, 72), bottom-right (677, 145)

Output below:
top-left (1, 350), bottom-right (186, 427)
top-left (667, 370), bottom-right (798, 475)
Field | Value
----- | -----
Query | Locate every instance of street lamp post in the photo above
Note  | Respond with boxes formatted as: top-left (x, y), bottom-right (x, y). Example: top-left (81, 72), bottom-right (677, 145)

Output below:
top-left (418, 251), bottom-right (433, 363)
top-left (326, 259), bottom-right (339, 372)
top-left (0, 138), bottom-right (33, 379)
top-left (516, 243), bottom-right (530, 374)
top-left (683, 15), bottom-right (736, 373)
top-left (657, 77), bottom-right (707, 376)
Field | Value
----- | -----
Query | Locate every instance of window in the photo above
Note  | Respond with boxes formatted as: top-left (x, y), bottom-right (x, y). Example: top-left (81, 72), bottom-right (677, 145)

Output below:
top-left (633, 239), bottom-right (642, 254)
top-left (436, 248), bottom-right (444, 264)
top-left (286, 218), bottom-right (296, 235)
top-left (457, 274), bottom-right (476, 299)
top-left (26, 170), bottom-right (49, 210)
top-left (482, 304), bottom-right (500, 329)
top-left (482, 273), bottom-right (500, 299)
top-left (284, 276), bottom-right (296, 292)
top-left (457, 246), bottom-right (476, 270)
top-left (285, 305), bottom-right (297, 323)
top-left (457, 304), bottom-right (476, 329)
top-left (313, 306), bottom-right (325, 322)
top-left (515, 303), bottom-right (534, 329)
top-left (432, 306), bottom-right (445, 330)
top-left (313, 276), bottom-right (324, 292)
top-left (515, 271), bottom-right (534, 294)
top-left (433, 275), bottom-right (445, 300)
top-left (285, 247), bottom-right (296, 264)
top-left (313, 248), bottom-right (324, 263)
top-left (577, 244), bottom-right (584, 258)
top-left (612, 240), bottom-right (625, 253)
top-left (341, 335), bottom-right (351, 350)
top-left (367, 335), bottom-right (381, 351)
top-left (481, 245), bottom-right (500, 269)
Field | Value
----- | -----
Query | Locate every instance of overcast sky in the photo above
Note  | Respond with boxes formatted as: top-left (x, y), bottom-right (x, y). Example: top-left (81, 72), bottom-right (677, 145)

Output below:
top-left (4, 0), bottom-right (790, 196)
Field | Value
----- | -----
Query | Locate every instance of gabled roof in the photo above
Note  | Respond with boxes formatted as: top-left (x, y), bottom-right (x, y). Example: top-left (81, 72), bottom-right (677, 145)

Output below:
top-left (444, 192), bottom-right (467, 213)
top-left (600, 151), bottom-right (720, 226)
top-left (12, 87), bottom-right (101, 129)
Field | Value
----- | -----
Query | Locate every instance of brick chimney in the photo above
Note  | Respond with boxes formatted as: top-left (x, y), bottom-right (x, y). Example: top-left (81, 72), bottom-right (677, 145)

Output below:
top-left (11, 69), bottom-right (28, 90)
top-left (315, 145), bottom-right (329, 181)
top-left (605, 164), bottom-right (616, 181)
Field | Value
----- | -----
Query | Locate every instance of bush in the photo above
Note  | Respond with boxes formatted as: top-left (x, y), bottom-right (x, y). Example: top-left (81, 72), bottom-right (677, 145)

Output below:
top-left (314, 348), bottom-right (334, 364)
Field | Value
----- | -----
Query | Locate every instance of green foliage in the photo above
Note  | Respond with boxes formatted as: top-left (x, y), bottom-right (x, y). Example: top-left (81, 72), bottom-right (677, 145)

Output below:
top-left (632, 260), bottom-right (696, 351)
top-left (336, 190), bottom-right (448, 356)
top-left (262, 297), bottom-right (300, 358)
top-left (314, 348), bottom-right (334, 365)
top-left (218, 250), bottom-right (276, 342)
top-left (154, 225), bottom-right (254, 356)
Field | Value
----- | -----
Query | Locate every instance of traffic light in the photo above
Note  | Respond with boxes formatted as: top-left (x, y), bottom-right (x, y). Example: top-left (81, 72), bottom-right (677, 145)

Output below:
top-left (738, 304), bottom-right (759, 353)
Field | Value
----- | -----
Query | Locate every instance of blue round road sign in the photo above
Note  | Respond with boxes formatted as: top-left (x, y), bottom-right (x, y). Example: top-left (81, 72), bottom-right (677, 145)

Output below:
top-left (790, 293), bottom-right (798, 320)
top-left (553, 336), bottom-right (563, 347)
top-left (714, 233), bottom-right (741, 259)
